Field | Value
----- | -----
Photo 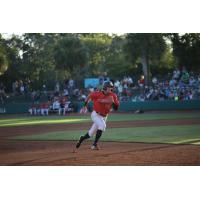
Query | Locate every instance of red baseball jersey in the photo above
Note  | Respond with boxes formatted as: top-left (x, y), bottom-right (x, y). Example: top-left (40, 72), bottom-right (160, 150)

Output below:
top-left (90, 91), bottom-right (119, 116)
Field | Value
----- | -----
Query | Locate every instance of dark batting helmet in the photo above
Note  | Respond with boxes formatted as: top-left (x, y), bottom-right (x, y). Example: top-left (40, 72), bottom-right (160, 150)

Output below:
top-left (103, 81), bottom-right (114, 91)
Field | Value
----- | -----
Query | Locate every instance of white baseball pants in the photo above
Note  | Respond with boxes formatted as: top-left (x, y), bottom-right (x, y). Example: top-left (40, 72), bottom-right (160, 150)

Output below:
top-left (88, 111), bottom-right (107, 137)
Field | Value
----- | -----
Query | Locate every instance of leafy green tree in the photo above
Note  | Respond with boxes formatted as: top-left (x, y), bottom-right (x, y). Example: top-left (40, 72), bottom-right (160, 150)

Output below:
top-left (167, 33), bottom-right (200, 71)
top-left (150, 43), bottom-right (176, 77)
top-left (0, 35), bottom-right (28, 89)
top-left (0, 52), bottom-right (8, 76)
top-left (125, 33), bottom-right (167, 85)
top-left (0, 35), bottom-right (8, 75)
top-left (103, 35), bottom-right (134, 78)
top-left (80, 33), bottom-right (112, 77)
top-left (18, 33), bottom-right (63, 89)
top-left (54, 35), bottom-right (88, 80)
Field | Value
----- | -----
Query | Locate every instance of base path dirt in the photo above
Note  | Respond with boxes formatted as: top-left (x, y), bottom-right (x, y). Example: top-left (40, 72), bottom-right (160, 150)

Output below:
top-left (0, 117), bottom-right (200, 166)
top-left (0, 140), bottom-right (200, 166)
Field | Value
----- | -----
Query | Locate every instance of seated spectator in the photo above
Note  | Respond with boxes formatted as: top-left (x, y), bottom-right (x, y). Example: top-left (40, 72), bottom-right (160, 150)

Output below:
top-left (55, 82), bottom-right (60, 92)
top-left (173, 68), bottom-right (181, 80)
top-left (59, 97), bottom-right (72, 115)
top-left (36, 103), bottom-right (41, 115)
top-left (114, 80), bottom-right (120, 88)
top-left (65, 99), bottom-right (73, 113)
top-left (118, 82), bottom-right (123, 94)
top-left (127, 76), bottom-right (133, 86)
top-left (138, 94), bottom-right (145, 101)
top-left (78, 93), bottom-right (87, 102)
top-left (169, 79), bottom-right (176, 87)
top-left (12, 81), bottom-right (18, 96)
top-left (41, 101), bottom-right (50, 116)
top-left (198, 75), bottom-right (200, 84)
top-left (63, 88), bottom-right (69, 97)
top-left (28, 103), bottom-right (37, 115)
top-left (20, 82), bottom-right (25, 95)
top-left (189, 76), bottom-right (196, 87)
top-left (52, 99), bottom-right (60, 110)
top-left (138, 75), bottom-right (145, 88)
top-left (181, 70), bottom-right (190, 84)
top-left (59, 97), bottom-right (66, 115)
top-left (152, 77), bottom-right (158, 85)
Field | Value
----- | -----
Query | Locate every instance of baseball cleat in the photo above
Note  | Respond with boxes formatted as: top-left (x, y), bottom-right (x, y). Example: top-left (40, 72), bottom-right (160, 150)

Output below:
top-left (76, 136), bottom-right (84, 148)
top-left (91, 144), bottom-right (100, 150)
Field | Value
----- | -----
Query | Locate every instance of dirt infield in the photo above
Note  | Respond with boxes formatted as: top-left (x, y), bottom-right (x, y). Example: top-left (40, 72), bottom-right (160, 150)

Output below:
top-left (0, 117), bottom-right (200, 166)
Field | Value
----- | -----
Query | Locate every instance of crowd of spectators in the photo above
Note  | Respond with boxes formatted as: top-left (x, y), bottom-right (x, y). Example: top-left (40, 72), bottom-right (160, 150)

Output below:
top-left (28, 96), bottom-right (73, 116)
top-left (1, 68), bottom-right (200, 112)
top-left (134, 69), bottom-right (200, 102)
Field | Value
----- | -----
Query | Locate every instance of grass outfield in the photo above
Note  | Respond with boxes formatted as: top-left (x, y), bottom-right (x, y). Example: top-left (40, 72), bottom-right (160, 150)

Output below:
top-left (1, 112), bottom-right (200, 127)
top-left (13, 125), bottom-right (200, 145)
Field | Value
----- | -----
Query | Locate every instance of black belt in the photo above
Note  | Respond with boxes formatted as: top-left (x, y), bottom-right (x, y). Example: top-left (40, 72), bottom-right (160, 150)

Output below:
top-left (95, 111), bottom-right (107, 117)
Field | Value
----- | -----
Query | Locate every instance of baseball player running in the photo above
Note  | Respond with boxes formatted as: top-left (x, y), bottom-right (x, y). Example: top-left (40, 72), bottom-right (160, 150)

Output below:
top-left (76, 81), bottom-right (120, 150)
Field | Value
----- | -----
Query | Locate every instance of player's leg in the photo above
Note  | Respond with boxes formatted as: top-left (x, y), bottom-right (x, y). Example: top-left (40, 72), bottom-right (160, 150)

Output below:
top-left (76, 111), bottom-right (98, 149)
top-left (91, 113), bottom-right (107, 150)
top-left (76, 123), bottom-right (97, 148)
top-left (92, 129), bottom-right (103, 149)
top-left (75, 132), bottom-right (90, 149)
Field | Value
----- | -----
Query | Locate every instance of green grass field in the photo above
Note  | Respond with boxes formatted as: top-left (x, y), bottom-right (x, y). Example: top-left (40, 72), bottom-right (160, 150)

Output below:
top-left (1, 112), bottom-right (200, 127)
top-left (5, 112), bottom-right (200, 145)
top-left (13, 125), bottom-right (200, 145)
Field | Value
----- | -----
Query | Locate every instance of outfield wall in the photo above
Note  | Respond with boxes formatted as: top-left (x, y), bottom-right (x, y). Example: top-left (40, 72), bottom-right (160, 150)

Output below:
top-left (1, 100), bottom-right (200, 114)
top-left (0, 100), bottom-right (200, 114)
top-left (118, 100), bottom-right (200, 111)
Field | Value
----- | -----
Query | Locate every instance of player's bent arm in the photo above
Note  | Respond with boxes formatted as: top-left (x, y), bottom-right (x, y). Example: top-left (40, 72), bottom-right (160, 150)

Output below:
top-left (112, 103), bottom-right (119, 111)
top-left (112, 94), bottom-right (120, 111)
top-left (83, 94), bottom-right (91, 107)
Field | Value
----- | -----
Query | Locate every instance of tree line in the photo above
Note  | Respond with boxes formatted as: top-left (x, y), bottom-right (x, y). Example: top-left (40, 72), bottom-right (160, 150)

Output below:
top-left (0, 33), bottom-right (200, 91)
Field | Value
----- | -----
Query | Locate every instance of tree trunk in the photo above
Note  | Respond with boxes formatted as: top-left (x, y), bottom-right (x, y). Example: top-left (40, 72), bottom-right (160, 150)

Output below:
top-left (141, 52), bottom-right (149, 85)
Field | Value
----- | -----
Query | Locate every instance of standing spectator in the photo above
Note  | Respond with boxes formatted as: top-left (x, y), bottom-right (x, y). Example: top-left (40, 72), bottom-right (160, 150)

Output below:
top-left (138, 75), bottom-right (145, 89)
top-left (127, 76), bottom-right (133, 86)
top-left (68, 78), bottom-right (75, 95)
top-left (28, 103), bottom-right (37, 115)
top-left (63, 88), bottom-right (69, 97)
top-left (152, 77), bottom-right (158, 85)
top-left (59, 97), bottom-right (67, 115)
top-left (41, 101), bottom-right (50, 116)
top-left (173, 68), bottom-right (181, 80)
top-left (78, 89), bottom-right (87, 101)
top-left (42, 84), bottom-right (47, 96)
top-left (52, 98), bottom-right (60, 111)
top-left (55, 82), bottom-right (60, 92)
top-left (114, 80), bottom-right (120, 88)
top-left (69, 79), bottom-right (74, 88)
top-left (12, 81), bottom-right (17, 96)
top-left (20, 81), bottom-right (25, 95)
top-left (118, 82), bottom-right (123, 95)
top-left (181, 69), bottom-right (190, 84)
top-left (0, 83), bottom-right (6, 104)
top-left (198, 75), bottom-right (200, 84)
top-left (189, 76), bottom-right (196, 87)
